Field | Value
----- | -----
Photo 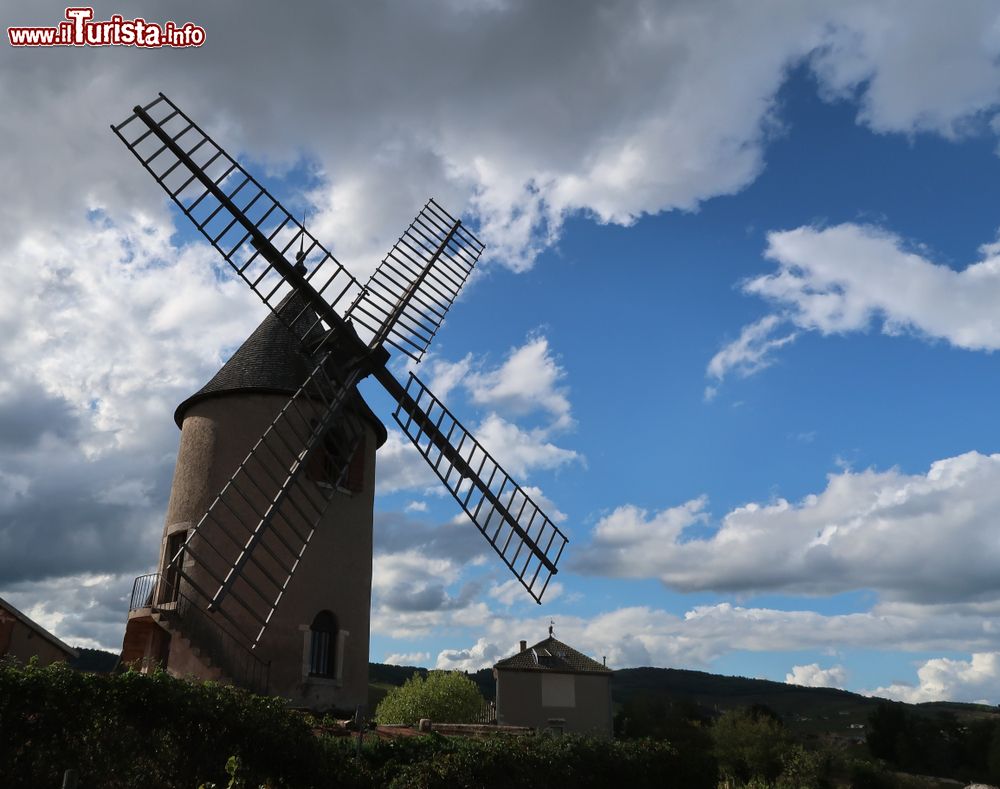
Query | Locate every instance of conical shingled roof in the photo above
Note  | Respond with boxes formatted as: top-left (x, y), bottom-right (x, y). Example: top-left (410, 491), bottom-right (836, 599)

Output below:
top-left (494, 636), bottom-right (611, 674)
top-left (174, 292), bottom-right (386, 446)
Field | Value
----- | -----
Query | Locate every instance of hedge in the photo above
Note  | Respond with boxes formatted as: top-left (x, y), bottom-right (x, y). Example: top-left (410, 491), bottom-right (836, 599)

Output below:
top-left (0, 659), bottom-right (716, 788)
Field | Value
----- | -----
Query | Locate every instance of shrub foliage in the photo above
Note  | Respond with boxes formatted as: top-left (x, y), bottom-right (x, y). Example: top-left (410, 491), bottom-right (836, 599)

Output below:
top-left (374, 670), bottom-right (483, 725)
top-left (0, 658), bottom-right (346, 788)
top-left (0, 659), bottom-right (716, 788)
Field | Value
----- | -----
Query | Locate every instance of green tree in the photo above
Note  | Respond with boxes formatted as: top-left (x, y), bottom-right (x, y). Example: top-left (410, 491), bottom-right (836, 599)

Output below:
top-left (988, 720), bottom-right (1000, 785)
top-left (865, 702), bottom-right (908, 763)
top-left (712, 707), bottom-right (792, 783)
top-left (374, 670), bottom-right (484, 725)
top-left (775, 744), bottom-right (828, 789)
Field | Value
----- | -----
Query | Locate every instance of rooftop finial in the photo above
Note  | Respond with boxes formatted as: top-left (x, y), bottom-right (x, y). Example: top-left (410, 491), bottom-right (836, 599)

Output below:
top-left (294, 209), bottom-right (308, 274)
top-left (548, 619), bottom-right (554, 637)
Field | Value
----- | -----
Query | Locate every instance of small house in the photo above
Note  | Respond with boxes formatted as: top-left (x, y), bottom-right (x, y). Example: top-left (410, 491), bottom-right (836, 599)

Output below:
top-left (0, 595), bottom-right (78, 666)
top-left (493, 633), bottom-right (612, 737)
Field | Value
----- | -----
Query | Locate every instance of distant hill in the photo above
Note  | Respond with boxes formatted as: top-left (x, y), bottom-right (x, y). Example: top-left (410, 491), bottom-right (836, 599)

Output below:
top-left (69, 647), bottom-right (119, 674)
top-left (612, 665), bottom-right (997, 717)
top-left (613, 666), bottom-right (870, 711)
top-left (369, 661), bottom-right (1000, 735)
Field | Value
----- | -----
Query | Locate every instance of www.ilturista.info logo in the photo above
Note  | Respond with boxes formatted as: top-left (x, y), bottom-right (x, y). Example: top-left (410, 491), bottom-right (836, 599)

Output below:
top-left (8, 7), bottom-right (206, 48)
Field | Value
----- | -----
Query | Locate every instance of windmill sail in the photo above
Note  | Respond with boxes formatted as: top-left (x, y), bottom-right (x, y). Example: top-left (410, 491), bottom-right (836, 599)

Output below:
top-left (115, 93), bottom-right (568, 659)
top-left (172, 353), bottom-right (366, 647)
top-left (384, 372), bottom-right (568, 603)
top-left (347, 199), bottom-right (484, 361)
top-left (111, 93), bottom-right (361, 346)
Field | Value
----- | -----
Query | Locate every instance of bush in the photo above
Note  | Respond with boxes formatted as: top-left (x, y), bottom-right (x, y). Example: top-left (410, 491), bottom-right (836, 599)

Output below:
top-left (847, 759), bottom-right (897, 789)
top-left (0, 657), bottom-right (363, 788)
top-left (0, 659), bottom-right (719, 788)
top-left (775, 744), bottom-right (829, 789)
top-left (364, 734), bottom-right (717, 789)
top-left (374, 670), bottom-right (484, 725)
top-left (712, 707), bottom-right (793, 784)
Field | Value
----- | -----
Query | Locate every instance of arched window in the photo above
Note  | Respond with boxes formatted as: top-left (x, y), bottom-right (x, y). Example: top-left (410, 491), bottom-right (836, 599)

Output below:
top-left (309, 610), bottom-right (338, 677)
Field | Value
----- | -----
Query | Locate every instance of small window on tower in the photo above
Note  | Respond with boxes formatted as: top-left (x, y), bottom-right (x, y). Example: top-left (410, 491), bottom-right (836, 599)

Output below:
top-left (309, 610), bottom-right (338, 677)
top-left (162, 530), bottom-right (187, 604)
top-left (305, 422), bottom-right (365, 494)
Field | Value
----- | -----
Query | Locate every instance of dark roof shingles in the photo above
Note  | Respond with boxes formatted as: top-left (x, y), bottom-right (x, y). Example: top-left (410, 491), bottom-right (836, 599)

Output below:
top-left (174, 292), bottom-right (386, 445)
top-left (494, 637), bottom-right (611, 674)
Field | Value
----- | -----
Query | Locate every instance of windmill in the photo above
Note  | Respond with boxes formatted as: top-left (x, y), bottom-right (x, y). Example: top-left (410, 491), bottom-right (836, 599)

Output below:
top-left (112, 94), bottom-right (568, 700)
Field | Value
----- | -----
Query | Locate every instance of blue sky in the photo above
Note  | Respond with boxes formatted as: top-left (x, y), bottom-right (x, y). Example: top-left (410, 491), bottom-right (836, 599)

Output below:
top-left (6, 1), bottom-right (1000, 704)
top-left (363, 64), bottom-right (1000, 696)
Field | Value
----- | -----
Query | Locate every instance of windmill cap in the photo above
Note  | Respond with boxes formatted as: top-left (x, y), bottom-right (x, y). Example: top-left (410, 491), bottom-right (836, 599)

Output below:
top-left (174, 293), bottom-right (386, 447)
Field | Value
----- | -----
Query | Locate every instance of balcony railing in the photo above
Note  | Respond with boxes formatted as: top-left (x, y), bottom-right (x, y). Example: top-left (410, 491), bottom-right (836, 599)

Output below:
top-left (128, 572), bottom-right (161, 611)
top-left (126, 572), bottom-right (269, 695)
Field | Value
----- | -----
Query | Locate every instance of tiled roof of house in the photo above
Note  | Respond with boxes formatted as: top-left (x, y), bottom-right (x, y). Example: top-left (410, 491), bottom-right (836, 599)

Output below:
top-left (174, 292), bottom-right (386, 446)
top-left (494, 636), bottom-right (611, 674)
top-left (0, 595), bottom-right (78, 659)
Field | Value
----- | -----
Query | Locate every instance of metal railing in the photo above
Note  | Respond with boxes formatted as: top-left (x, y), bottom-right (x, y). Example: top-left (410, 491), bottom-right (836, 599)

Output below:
top-left (126, 573), bottom-right (269, 694)
top-left (471, 700), bottom-right (496, 725)
top-left (172, 589), bottom-right (270, 695)
top-left (128, 572), bottom-right (161, 611)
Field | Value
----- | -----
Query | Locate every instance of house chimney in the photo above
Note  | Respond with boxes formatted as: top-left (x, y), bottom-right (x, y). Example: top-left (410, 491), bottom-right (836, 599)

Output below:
top-left (519, 640), bottom-right (527, 652)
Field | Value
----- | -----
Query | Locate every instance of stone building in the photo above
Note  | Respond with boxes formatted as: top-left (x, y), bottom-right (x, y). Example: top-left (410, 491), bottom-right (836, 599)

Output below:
top-left (0, 595), bottom-right (78, 666)
top-left (494, 633), bottom-right (613, 737)
top-left (119, 297), bottom-right (385, 711)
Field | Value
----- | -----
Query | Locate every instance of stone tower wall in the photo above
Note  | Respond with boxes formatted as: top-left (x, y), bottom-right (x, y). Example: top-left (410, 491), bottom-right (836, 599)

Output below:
top-left (158, 391), bottom-right (375, 710)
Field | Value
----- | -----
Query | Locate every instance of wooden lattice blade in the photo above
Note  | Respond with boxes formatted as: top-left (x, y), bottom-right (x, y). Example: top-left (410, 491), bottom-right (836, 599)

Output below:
top-left (381, 370), bottom-right (568, 603)
top-left (347, 199), bottom-right (484, 361)
top-left (169, 353), bottom-right (366, 648)
top-left (111, 93), bottom-right (362, 349)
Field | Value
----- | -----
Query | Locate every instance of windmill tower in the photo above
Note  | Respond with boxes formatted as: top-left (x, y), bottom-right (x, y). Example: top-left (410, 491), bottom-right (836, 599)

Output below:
top-left (113, 94), bottom-right (568, 710)
top-left (120, 294), bottom-right (387, 708)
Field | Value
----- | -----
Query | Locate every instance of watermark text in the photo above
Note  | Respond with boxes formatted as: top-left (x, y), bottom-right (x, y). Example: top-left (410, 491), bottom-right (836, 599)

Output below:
top-left (8, 7), bottom-right (206, 48)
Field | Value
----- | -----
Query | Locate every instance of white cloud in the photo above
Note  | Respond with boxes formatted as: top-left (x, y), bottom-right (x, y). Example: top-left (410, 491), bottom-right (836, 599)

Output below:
top-left (375, 595), bottom-right (1000, 695)
top-left (753, 223), bottom-right (1000, 348)
top-left (436, 637), bottom-right (505, 671)
top-left (8, 3), bottom-right (1000, 274)
top-left (0, 214), bottom-right (260, 594)
top-left (404, 500), bottom-right (428, 513)
top-left (786, 663), bottom-right (848, 689)
top-left (373, 430), bottom-right (440, 495)
top-left (490, 578), bottom-right (563, 607)
top-left (370, 600), bottom-right (493, 640)
top-left (713, 222), bottom-right (1000, 385)
top-left (473, 413), bottom-right (580, 479)
top-left (867, 652), bottom-right (1000, 704)
top-left (371, 549), bottom-right (463, 614)
top-left (521, 486), bottom-right (568, 524)
top-left (377, 334), bottom-right (578, 495)
top-left (808, 4), bottom-right (1000, 138)
top-left (464, 600), bottom-right (1000, 675)
top-left (467, 335), bottom-right (573, 429)
top-left (1, 572), bottom-right (140, 651)
top-left (706, 315), bottom-right (798, 385)
top-left (5, 213), bottom-right (259, 453)
top-left (417, 353), bottom-right (475, 404)
top-left (384, 650), bottom-right (431, 666)
top-left (23, 602), bottom-right (65, 636)
top-left (374, 411), bottom-right (578, 498)
top-left (574, 451), bottom-right (1000, 604)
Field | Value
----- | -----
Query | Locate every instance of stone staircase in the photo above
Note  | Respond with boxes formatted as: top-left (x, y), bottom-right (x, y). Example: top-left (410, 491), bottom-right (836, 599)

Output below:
top-left (123, 573), bottom-right (270, 694)
top-left (150, 609), bottom-right (228, 683)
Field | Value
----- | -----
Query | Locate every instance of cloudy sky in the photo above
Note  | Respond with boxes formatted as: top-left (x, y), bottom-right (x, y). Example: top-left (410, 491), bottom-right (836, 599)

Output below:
top-left (6, 0), bottom-right (1000, 705)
